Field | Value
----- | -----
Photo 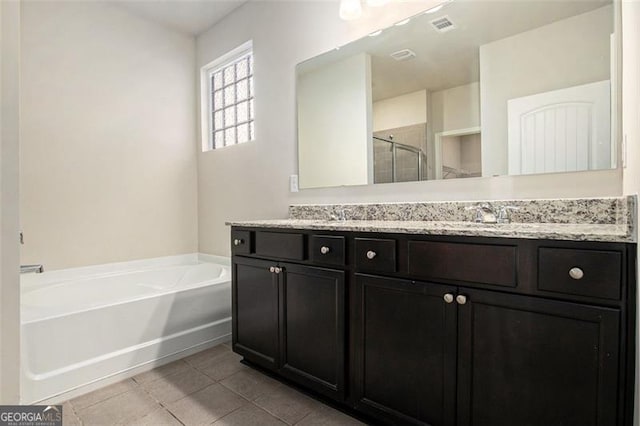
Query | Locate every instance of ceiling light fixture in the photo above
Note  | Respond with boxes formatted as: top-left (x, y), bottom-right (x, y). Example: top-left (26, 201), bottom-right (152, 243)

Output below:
top-left (395, 18), bottom-right (411, 26)
top-left (339, 0), bottom-right (363, 21)
top-left (368, 29), bottom-right (383, 37)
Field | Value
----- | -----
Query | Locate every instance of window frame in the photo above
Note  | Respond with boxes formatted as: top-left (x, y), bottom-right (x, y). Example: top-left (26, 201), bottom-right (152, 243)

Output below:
top-left (200, 40), bottom-right (254, 151)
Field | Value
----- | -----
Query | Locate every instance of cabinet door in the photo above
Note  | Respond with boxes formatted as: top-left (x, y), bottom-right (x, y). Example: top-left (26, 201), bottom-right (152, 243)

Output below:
top-left (457, 288), bottom-right (620, 426)
top-left (232, 257), bottom-right (279, 370)
top-left (279, 264), bottom-right (346, 401)
top-left (353, 274), bottom-right (457, 426)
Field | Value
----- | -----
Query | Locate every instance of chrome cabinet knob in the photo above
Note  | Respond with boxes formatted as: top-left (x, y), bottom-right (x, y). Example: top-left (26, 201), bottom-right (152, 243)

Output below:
top-left (456, 295), bottom-right (467, 305)
top-left (269, 266), bottom-right (275, 273)
top-left (366, 250), bottom-right (377, 260)
top-left (569, 267), bottom-right (584, 280)
top-left (233, 239), bottom-right (243, 246)
top-left (443, 293), bottom-right (454, 304)
top-left (274, 267), bottom-right (282, 274)
top-left (320, 246), bottom-right (331, 255)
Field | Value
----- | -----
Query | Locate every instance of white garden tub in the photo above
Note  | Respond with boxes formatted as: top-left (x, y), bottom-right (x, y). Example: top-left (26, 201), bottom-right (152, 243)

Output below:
top-left (20, 254), bottom-right (231, 404)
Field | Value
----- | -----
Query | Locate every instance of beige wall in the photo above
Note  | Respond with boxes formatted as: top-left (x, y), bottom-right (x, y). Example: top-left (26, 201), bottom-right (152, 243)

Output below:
top-left (196, 0), bottom-right (622, 258)
top-left (430, 82), bottom-right (480, 135)
top-left (480, 5), bottom-right (613, 177)
top-left (20, 1), bottom-right (198, 270)
top-left (298, 53), bottom-right (372, 188)
top-left (373, 90), bottom-right (427, 132)
top-left (461, 134), bottom-right (482, 173)
top-left (0, 0), bottom-right (22, 404)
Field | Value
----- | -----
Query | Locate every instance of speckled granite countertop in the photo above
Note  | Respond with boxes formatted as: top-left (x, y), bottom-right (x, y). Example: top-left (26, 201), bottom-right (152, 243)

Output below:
top-left (227, 196), bottom-right (637, 243)
top-left (226, 219), bottom-right (634, 243)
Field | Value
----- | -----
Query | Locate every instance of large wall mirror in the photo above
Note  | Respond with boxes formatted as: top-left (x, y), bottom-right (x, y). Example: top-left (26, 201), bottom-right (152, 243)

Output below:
top-left (296, 0), bottom-right (618, 189)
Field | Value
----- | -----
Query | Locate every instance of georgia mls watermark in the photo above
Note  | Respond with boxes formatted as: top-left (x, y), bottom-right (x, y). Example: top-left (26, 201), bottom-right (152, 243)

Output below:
top-left (0, 406), bottom-right (62, 426)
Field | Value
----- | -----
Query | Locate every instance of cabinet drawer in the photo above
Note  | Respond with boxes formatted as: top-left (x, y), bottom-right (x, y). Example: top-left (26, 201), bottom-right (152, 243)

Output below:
top-left (310, 235), bottom-right (345, 266)
top-left (355, 238), bottom-right (396, 273)
top-left (408, 241), bottom-right (517, 287)
top-left (231, 230), bottom-right (252, 255)
top-left (538, 248), bottom-right (622, 300)
top-left (255, 231), bottom-right (305, 260)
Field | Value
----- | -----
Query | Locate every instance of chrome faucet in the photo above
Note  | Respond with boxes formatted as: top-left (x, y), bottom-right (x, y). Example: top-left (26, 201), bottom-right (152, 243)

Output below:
top-left (466, 203), bottom-right (519, 224)
top-left (19, 231), bottom-right (45, 273)
top-left (331, 208), bottom-right (350, 221)
top-left (496, 205), bottom-right (519, 224)
top-left (466, 203), bottom-right (498, 223)
top-left (21, 264), bottom-right (44, 274)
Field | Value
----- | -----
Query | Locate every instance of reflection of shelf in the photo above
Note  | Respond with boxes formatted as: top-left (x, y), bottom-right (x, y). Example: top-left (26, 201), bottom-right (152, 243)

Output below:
top-left (434, 126), bottom-right (482, 180)
top-left (442, 165), bottom-right (481, 179)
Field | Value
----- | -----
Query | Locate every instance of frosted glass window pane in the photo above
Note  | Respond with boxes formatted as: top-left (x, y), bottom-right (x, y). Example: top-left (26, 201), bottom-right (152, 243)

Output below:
top-left (237, 101), bottom-right (248, 123)
top-left (212, 72), bottom-right (223, 90)
top-left (214, 131), bottom-right (224, 148)
top-left (237, 123), bottom-right (249, 143)
top-left (224, 106), bottom-right (235, 126)
top-left (224, 86), bottom-right (235, 106)
top-left (214, 110), bottom-right (223, 130)
top-left (206, 48), bottom-right (254, 149)
top-left (225, 127), bottom-right (236, 145)
top-left (213, 90), bottom-right (223, 111)
top-left (237, 58), bottom-right (248, 79)
top-left (223, 66), bottom-right (235, 85)
top-left (237, 79), bottom-right (248, 101)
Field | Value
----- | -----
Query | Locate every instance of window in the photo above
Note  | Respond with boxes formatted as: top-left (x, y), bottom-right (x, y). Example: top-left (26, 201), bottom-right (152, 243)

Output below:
top-left (202, 41), bottom-right (254, 150)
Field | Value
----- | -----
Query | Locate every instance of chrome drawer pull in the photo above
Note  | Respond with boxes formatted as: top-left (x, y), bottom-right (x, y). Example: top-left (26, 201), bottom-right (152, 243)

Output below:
top-left (456, 295), bottom-right (467, 305)
top-left (274, 267), bottom-right (282, 274)
top-left (269, 266), bottom-right (275, 273)
top-left (320, 246), bottom-right (331, 255)
top-left (443, 293), bottom-right (454, 304)
top-left (366, 250), bottom-right (377, 260)
top-left (233, 239), bottom-right (243, 246)
top-left (569, 267), bottom-right (584, 280)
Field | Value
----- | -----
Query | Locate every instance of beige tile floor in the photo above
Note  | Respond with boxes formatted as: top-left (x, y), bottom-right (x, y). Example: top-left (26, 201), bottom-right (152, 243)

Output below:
top-left (62, 343), bottom-right (366, 426)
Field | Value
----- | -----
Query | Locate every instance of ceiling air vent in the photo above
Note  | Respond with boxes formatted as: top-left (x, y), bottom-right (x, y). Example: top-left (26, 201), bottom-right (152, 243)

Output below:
top-left (430, 15), bottom-right (456, 33)
top-left (390, 49), bottom-right (416, 61)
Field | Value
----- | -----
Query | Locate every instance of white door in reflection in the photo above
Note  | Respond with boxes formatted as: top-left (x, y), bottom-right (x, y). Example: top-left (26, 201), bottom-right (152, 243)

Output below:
top-left (507, 80), bottom-right (611, 175)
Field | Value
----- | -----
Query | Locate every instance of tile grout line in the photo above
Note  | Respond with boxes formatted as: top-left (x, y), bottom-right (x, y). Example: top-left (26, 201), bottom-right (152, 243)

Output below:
top-left (293, 410), bottom-right (314, 425)
top-left (164, 407), bottom-right (186, 426)
top-left (130, 372), bottom-right (188, 425)
top-left (249, 399), bottom-right (299, 426)
top-left (68, 380), bottom-right (138, 414)
top-left (206, 403), bottom-right (246, 425)
top-left (214, 374), bottom-right (295, 425)
top-left (66, 401), bottom-right (84, 425)
top-left (64, 346), bottom-right (234, 425)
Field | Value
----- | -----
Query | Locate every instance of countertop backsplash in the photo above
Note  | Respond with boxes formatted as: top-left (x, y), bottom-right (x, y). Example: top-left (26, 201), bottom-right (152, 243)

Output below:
top-left (288, 196), bottom-right (636, 227)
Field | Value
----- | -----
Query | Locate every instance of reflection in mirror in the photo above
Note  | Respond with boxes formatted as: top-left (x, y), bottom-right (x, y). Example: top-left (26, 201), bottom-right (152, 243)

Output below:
top-left (296, 0), bottom-right (616, 189)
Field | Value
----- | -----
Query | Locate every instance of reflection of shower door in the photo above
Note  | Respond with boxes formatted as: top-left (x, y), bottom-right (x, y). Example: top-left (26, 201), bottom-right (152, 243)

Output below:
top-left (507, 80), bottom-right (611, 175)
top-left (373, 137), bottom-right (424, 183)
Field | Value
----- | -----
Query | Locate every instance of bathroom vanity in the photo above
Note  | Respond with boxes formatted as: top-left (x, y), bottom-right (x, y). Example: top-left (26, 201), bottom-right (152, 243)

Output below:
top-left (228, 198), bottom-right (636, 426)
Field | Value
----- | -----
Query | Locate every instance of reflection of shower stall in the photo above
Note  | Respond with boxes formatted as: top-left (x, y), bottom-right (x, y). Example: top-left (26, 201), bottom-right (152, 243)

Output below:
top-left (373, 136), bottom-right (426, 183)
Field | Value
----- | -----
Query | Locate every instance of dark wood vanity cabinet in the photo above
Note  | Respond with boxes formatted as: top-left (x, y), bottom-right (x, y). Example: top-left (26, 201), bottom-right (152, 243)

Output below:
top-left (279, 263), bottom-right (346, 400)
top-left (232, 244), bottom-right (347, 400)
top-left (353, 276), bottom-right (622, 426)
top-left (231, 227), bottom-right (635, 426)
top-left (232, 257), bottom-right (280, 370)
top-left (352, 274), bottom-right (457, 426)
top-left (456, 289), bottom-right (621, 426)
